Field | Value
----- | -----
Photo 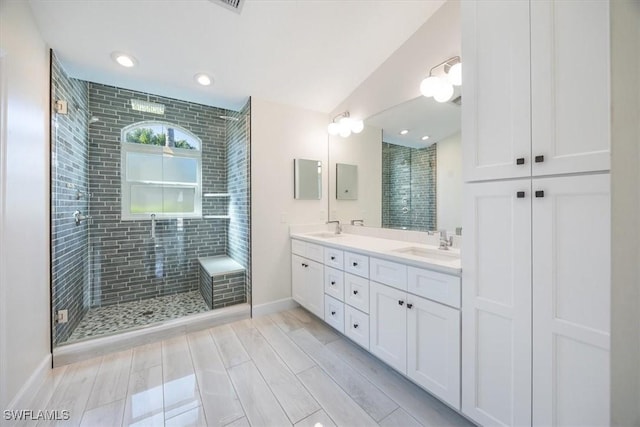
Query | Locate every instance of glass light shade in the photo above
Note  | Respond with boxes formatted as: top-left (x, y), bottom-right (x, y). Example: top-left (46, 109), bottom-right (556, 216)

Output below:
top-left (447, 62), bottom-right (462, 86)
top-left (339, 117), bottom-right (352, 137)
top-left (339, 126), bottom-right (352, 138)
top-left (420, 76), bottom-right (440, 97)
top-left (327, 122), bottom-right (340, 135)
top-left (350, 119), bottom-right (364, 134)
top-left (434, 81), bottom-right (454, 103)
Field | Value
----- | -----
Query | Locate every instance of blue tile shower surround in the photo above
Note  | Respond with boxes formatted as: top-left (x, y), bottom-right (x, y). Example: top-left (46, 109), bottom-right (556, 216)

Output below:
top-left (88, 82), bottom-right (234, 307)
top-left (382, 142), bottom-right (437, 231)
top-left (51, 54), bottom-right (90, 345)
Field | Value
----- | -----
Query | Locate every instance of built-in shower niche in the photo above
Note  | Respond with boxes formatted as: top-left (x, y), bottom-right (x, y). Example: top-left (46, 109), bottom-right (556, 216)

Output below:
top-left (51, 53), bottom-right (251, 346)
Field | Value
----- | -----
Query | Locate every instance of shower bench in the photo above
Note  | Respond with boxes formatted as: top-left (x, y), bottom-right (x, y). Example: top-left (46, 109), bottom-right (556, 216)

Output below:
top-left (198, 256), bottom-right (246, 309)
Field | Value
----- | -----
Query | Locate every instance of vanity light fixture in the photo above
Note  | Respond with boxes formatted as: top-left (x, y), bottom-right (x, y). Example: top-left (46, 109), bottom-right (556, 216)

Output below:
top-left (327, 111), bottom-right (364, 138)
top-left (420, 56), bottom-right (461, 103)
top-left (400, 129), bottom-right (409, 135)
top-left (194, 73), bottom-right (213, 86)
top-left (111, 51), bottom-right (137, 68)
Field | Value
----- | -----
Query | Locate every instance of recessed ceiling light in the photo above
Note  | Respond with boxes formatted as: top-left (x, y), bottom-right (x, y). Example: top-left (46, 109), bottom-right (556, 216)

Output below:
top-left (400, 129), bottom-right (409, 135)
top-left (194, 73), bottom-right (213, 86)
top-left (111, 51), bottom-right (137, 68)
top-left (421, 135), bottom-right (430, 141)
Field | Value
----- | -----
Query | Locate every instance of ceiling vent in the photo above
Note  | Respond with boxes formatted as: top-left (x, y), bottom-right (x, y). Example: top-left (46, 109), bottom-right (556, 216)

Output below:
top-left (450, 95), bottom-right (462, 106)
top-left (208, 0), bottom-right (245, 14)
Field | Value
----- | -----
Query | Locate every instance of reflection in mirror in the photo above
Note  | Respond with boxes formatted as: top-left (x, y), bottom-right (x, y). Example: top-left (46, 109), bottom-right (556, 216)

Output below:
top-left (336, 163), bottom-right (358, 200)
top-left (294, 158), bottom-right (322, 200)
top-left (328, 90), bottom-right (461, 233)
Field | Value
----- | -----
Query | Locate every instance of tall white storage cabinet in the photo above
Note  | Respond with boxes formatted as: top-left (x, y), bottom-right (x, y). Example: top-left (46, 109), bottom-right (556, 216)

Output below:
top-left (461, 1), bottom-right (611, 426)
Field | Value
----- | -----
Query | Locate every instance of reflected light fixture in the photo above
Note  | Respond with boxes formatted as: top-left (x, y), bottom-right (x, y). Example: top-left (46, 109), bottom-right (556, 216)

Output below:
top-left (400, 129), bottom-right (409, 135)
top-left (194, 73), bottom-right (212, 86)
top-left (111, 51), bottom-right (137, 68)
top-left (421, 135), bottom-right (430, 141)
top-left (327, 111), bottom-right (364, 138)
top-left (420, 56), bottom-right (461, 103)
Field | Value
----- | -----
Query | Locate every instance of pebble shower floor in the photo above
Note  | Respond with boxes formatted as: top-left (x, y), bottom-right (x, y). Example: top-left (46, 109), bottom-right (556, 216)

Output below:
top-left (64, 290), bottom-right (209, 343)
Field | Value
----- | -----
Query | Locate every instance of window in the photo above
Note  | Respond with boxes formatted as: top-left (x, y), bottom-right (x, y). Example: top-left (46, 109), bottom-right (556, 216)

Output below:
top-left (121, 121), bottom-right (202, 220)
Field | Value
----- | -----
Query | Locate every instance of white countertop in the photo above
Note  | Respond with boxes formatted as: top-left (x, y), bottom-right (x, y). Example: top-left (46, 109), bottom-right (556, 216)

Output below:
top-left (290, 232), bottom-right (461, 276)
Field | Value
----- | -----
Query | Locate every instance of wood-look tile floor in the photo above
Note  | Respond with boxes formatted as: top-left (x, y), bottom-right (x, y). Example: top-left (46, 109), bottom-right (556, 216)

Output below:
top-left (27, 308), bottom-right (473, 427)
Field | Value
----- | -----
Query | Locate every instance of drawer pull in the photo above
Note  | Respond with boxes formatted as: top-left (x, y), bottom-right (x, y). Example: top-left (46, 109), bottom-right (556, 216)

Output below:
top-left (353, 323), bottom-right (359, 329)
top-left (535, 190), bottom-right (545, 198)
top-left (331, 311), bottom-right (336, 315)
top-left (516, 157), bottom-right (525, 165)
top-left (535, 155), bottom-right (545, 163)
top-left (330, 256), bottom-right (336, 260)
top-left (330, 281), bottom-right (336, 285)
top-left (517, 191), bottom-right (525, 198)
top-left (398, 300), bottom-right (404, 306)
top-left (407, 303), bottom-right (413, 309)
top-left (301, 263), bottom-right (308, 267)
top-left (352, 262), bottom-right (358, 267)
top-left (353, 290), bottom-right (359, 295)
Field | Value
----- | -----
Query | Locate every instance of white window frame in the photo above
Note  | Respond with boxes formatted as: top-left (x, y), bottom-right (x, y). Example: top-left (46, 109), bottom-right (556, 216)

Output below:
top-left (121, 121), bottom-right (202, 220)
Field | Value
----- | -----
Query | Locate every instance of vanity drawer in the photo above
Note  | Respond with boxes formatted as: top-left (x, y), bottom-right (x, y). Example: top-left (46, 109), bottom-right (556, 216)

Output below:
top-left (324, 295), bottom-right (344, 333)
top-left (344, 251), bottom-right (369, 278)
top-left (344, 273), bottom-right (370, 313)
top-left (344, 305), bottom-right (369, 350)
top-left (324, 266), bottom-right (344, 301)
top-left (370, 258), bottom-right (408, 291)
top-left (291, 239), bottom-right (324, 263)
top-left (324, 248), bottom-right (344, 270)
top-left (408, 267), bottom-right (461, 309)
top-left (306, 242), bottom-right (324, 263)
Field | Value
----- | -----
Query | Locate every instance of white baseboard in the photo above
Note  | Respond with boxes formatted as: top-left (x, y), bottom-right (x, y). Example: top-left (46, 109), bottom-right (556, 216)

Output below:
top-left (6, 353), bottom-right (51, 410)
top-left (252, 298), bottom-right (299, 318)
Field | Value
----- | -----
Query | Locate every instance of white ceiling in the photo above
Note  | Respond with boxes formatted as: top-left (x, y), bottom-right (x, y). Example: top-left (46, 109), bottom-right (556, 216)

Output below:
top-left (28, 0), bottom-right (445, 112)
top-left (366, 86), bottom-right (461, 148)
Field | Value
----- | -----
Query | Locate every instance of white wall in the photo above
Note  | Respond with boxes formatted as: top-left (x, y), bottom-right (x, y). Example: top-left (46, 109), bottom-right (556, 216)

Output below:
top-left (436, 132), bottom-right (462, 233)
top-left (0, 0), bottom-right (51, 409)
top-left (250, 98), bottom-right (328, 307)
top-left (328, 125), bottom-right (382, 227)
top-left (610, 1), bottom-right (640, 425)
top-left (330, 0), bottom-right (460, 120)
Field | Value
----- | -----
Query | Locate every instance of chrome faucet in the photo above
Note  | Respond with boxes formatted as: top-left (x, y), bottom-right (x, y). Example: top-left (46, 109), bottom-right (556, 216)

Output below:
top-left (350, 219), bottom-right (364, 226)
top-left (439, 229), bottom-right (453, 250)
top-left (326, 220), bottom-right (342, 234)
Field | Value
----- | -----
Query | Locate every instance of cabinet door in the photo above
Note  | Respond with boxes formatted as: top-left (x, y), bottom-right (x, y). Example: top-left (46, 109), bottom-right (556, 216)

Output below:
top-left (531, 1), bottom-right (610, 176)
top-left (407, 296), bottom-right (460, 410)
top-left (461, 180), bottom-right (532, 426)
top-left (532, 174), bottom-right (610, 426)
top-left (305, 259), bottom-right (325, 319)
top-left (462, 0), bottom-right (531, 182)
top-left (369, 281), bottom-right (407, 373)
top-left (291, 254), bottom-right (307, 307)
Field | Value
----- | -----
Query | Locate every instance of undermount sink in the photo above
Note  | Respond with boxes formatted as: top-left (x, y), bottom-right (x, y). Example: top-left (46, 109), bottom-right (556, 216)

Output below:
top-left (392, 246), bottom-right (459, 262)
top-left (306, 232), bottom-right (343, 239)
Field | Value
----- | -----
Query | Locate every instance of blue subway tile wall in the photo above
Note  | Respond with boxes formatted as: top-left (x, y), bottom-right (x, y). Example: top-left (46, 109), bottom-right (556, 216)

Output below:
top-left (51, 54), bottom-right (90, 345)
top-left (382, 142), bottom-right (437, 231)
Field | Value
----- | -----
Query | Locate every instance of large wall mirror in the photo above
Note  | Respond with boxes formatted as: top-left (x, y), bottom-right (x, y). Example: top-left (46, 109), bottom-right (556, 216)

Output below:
top-left (328, 87), bottom-right (461, 233)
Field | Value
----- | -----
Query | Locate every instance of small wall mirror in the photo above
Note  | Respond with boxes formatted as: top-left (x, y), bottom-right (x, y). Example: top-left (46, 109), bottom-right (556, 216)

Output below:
top-left (336, 163), bottom-right (358, 200)
top-left (294, 158), bottom-right (322, 200)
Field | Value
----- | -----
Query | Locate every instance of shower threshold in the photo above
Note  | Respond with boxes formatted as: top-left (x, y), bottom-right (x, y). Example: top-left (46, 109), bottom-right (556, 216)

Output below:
top-left (63, 290), bottom-right (210, 344)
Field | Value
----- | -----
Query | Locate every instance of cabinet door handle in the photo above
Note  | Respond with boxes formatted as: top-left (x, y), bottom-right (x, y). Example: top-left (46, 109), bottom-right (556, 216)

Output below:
top-left (331, 311), bottom-right (336, 315)
top-left (398, 300), bottom-right (404, 306)
top-left (330, 281), bottom-right (336, 285)
top-left (407, 303), bottom-right (413, 309)
top-left (353, 323), bottom-right (359, 329)
top-left (352, 262), bottom-right (358, 267)
top-left (535, 155), bottom-right (545, 163)
top-left (535, 190), bottom-right (545, 198)
top-left (301, 263), bottom-right (307, 267)
top-left (353, 290), bottom-right (358, 295)
top-left (330, 256), bottom-right (336, 260)
top-left (516, 157), bottom-right (525, 165)
top-left (517, 191), bottom-right (525, 198)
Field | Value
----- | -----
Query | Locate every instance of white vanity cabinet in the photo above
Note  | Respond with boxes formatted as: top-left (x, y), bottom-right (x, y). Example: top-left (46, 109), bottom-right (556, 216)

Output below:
top-left (370, 260), bottom-right (461, 409)
top-left (291, 241), bottom-right (325, 318)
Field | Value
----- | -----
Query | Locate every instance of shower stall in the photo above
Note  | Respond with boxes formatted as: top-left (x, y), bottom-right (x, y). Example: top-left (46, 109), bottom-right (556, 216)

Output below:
top-left (50, 53), bottom-right (251, 347)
